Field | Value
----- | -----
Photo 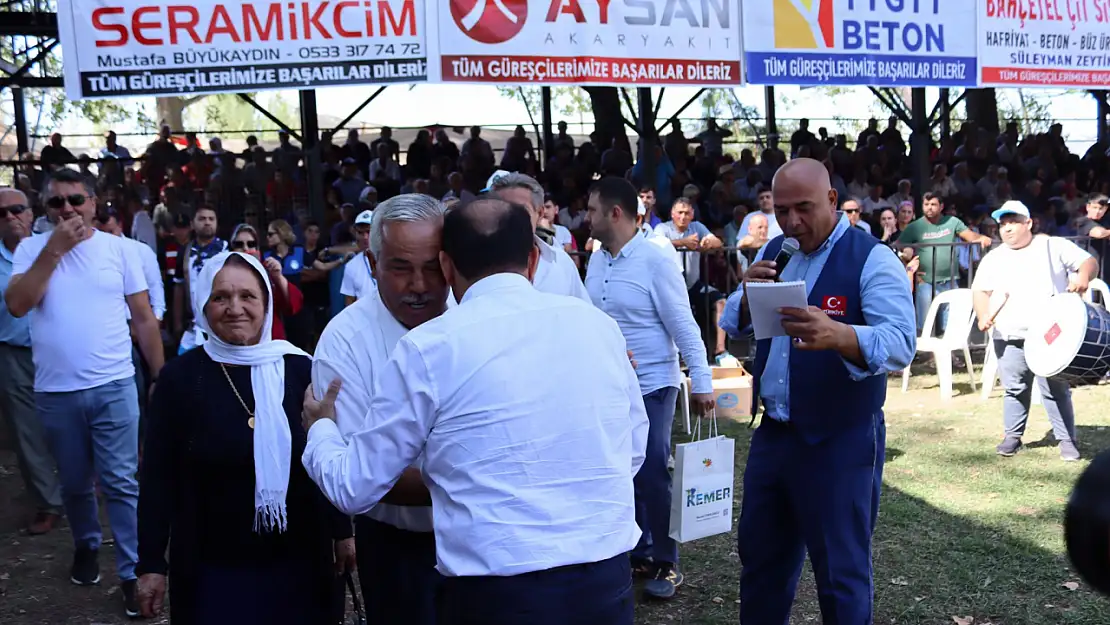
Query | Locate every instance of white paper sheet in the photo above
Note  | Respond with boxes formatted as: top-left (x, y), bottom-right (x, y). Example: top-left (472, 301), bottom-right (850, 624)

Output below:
top-left (746, 281), bottom-right (809, 340)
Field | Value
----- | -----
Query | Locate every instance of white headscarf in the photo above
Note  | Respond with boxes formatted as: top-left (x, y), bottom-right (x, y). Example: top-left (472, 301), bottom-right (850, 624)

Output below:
top-left (193, 251), bottom-right (308, 533)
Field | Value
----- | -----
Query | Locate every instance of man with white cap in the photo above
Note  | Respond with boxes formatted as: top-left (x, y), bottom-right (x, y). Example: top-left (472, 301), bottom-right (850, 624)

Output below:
top-left (340, 209), bottom-right (377, 306)
top-left (972, 200), bottom-right (1099, 461)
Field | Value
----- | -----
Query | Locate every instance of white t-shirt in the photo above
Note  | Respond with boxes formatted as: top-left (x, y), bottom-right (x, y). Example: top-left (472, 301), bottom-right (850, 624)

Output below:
top-left (13, 230), bottom-right (148, 392)
top-left (123, 236), bottom-right (166, 321)
top-left (340, 252), bottom-right (376, 300)
top-left (972, 235), bottom-right (1092, 340)
top-left (553, 224), bottom-right (574, 251)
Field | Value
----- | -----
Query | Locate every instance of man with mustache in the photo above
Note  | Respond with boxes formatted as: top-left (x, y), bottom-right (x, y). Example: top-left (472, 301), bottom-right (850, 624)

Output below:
top-left (310, 194), bottom-right (448, 624)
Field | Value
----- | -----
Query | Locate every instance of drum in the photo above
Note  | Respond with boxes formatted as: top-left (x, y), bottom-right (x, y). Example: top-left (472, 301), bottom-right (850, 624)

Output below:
top-left (1025, 293), bottom-right (1110, 384)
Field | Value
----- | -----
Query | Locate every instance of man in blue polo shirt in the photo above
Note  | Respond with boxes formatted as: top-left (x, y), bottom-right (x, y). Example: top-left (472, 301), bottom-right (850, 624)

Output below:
top-left (0, 188), bottom-right (62, 535)
top-left (719, 158), bottom-right (916, 624)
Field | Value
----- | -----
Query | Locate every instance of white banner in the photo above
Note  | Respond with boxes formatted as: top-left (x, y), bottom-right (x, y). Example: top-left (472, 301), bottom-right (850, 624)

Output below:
top-left (430, 0), bottom-right (743, 86)
top-left (57, 0), bottom-right (429, 99)
top-left (977, 0), bottom-right (1110, 88)
top-left (742, 0), bottom-right (978, 86)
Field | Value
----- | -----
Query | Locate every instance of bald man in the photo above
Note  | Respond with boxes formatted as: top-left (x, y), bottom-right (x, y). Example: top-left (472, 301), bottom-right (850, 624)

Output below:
top-left (0, 189), bottom-right (63, 534)
top-left (719, 158), bottom-right (916, 623)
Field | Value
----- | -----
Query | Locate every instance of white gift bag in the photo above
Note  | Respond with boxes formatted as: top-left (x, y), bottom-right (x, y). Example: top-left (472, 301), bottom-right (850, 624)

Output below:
top-left (669, 411), bottom-right (736, 543)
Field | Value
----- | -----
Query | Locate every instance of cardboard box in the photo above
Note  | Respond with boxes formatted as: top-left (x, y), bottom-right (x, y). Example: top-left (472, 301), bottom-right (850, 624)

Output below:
top-left (711, 366), bottom-right (753, 421)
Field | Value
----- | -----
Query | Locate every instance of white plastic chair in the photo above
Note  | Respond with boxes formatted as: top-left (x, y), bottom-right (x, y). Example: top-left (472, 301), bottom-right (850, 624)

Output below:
top-left (980, 335), bottom-right (1043, 404)
top-left (1083, 278), bottom-right (1110, 309)
top-left (902, 288), bottom-right (977, 400)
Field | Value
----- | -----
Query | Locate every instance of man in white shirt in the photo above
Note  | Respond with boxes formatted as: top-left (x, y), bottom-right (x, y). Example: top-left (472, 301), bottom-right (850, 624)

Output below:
top-left (313, 194), bottom-right (447, 624)
top-left (585, 177), bottom-right (715, 600)
top-left (5, 168), bottom-right (164, 618)
top-left (488, 172), bottom-right (590, 302)
top-left (737, 185), bottom-right (784, 241)
top-left (973, 200), bottom-right (1098, 462)
top-left (340, 209), bottom-right (377, 306)
top-left (303, 198), bottom-right (647, 625)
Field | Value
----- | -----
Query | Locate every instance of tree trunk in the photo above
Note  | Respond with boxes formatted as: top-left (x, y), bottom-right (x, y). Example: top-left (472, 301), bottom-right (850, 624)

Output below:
top-left (965, 89), bottom-right (1000, 134)
top-left (583, 87), bottom-right (627, 149)
top-left (155, 96), bottom-right (207, 132)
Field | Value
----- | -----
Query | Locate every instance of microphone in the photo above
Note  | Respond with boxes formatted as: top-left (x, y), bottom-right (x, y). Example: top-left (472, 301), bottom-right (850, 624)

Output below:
top-left (771, 237), bottom-right (800, 282)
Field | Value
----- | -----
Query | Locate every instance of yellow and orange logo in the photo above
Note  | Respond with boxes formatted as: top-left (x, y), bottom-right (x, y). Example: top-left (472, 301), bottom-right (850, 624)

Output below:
top-left (773, 0), bottom-right (835, 49)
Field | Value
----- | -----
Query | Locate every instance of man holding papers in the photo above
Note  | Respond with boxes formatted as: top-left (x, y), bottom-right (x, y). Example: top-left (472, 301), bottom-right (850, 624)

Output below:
top-left (719, 158), bottom-right (916, 624)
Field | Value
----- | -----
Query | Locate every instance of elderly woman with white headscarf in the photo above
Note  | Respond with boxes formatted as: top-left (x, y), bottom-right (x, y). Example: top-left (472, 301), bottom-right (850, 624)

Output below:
top-left (134, 252), bottom-right (354, 624)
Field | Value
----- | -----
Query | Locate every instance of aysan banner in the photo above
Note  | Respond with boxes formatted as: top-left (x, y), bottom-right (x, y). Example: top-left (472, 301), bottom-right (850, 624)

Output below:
top-left (977, 0), bottom-right (1110, 88)
top-left (56, 0), bottom-right (429, 99)
top-left (431, 0), bottom-right (743, 86)
top-left (742, 0), bottom-right (978, 86)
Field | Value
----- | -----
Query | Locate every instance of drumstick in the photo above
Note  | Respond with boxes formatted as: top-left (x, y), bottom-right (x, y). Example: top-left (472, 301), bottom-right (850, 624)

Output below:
top-left (989, 293), bottom-right (1010, 325)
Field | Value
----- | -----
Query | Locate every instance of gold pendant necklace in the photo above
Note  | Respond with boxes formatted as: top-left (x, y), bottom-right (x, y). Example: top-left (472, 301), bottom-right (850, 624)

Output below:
top-left (219, 363), bottom-right (255, 429)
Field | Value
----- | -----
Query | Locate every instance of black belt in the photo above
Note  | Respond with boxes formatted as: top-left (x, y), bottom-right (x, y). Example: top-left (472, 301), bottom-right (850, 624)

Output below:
top-left (759, 415), bottom-right (794, 430)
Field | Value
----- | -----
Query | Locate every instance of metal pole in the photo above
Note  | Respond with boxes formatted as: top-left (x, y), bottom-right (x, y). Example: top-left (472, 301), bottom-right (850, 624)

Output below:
top-left (299, 90), bottom-right (324, 224)
top-left (12, 86), bottom-right (29, 155)
top-left (541, 87), bottom-right (554, 171)
top-left (1097, 90), bottom-right (1109, 145)
top-left (910, 88), bottom-right (930, 215)
top-left (939, 88), bottom-right (951, 139)
top-left (637, 88), bottom-right (656, 192)
top-left (764, 86), bottom-right (778, 139)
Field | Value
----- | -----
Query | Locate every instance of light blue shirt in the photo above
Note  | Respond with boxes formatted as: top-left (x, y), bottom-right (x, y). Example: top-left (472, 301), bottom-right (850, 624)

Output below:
top-left (653, 220), bottom-right (712, 290)
top-left (586, 232), bottom-right (712, 396)
top-left (719, 215), bottom-right (916, 421)
top-left (0, 242), bottom-right (31, 347)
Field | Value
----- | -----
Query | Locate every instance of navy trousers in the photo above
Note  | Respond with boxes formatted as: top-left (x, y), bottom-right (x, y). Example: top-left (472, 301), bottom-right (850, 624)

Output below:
top-left (738, 413), bottom-right (885, 625)
top-left (632, 386), bottom-right (680, 565)
top-left (355, 516), bottom-right (441, 625)
top-left (438, 554), bottom-right (633, 625)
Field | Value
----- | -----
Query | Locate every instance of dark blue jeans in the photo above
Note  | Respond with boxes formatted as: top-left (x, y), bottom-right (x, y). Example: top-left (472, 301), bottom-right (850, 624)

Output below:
top-left (438, 554), bottom-right (633, 625)
top-left (631, 386), bottom-right (679, 565)
top-left (356, 516), bottom-right (440, 625)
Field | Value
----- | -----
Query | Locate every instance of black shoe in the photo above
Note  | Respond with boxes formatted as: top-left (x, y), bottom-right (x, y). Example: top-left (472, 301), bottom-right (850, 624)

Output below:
top-left (630, 556), bottom-right (655, 579)
top-left (996, 437), bottom-right (1022, 457)
top-left (643, 562), bottom-right (683, 600)
top-left (121, 579), bottom-right (140, 618)
top-left (70, 548), bottom-right (101, 586)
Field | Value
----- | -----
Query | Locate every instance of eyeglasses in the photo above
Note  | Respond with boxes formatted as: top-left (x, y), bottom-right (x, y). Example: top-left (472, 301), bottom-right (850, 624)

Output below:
top-left (45, 194), bottom-right (89, 209)
top-left (266, 231), bottom-right (278, 237)
top-left (231, 240), bottom-right (258, 250)
top-left (0, 204), bottom-right (29, 218)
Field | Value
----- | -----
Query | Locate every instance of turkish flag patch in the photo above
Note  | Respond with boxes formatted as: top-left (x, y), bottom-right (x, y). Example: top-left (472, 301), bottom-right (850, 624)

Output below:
top-left (822, 295), bottom-right (848, 317)
top-left (1044, 323), bottom-right (1062, 346)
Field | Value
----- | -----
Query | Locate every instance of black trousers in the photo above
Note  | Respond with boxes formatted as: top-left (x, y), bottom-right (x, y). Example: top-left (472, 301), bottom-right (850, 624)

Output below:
top-left (355, 515), bottom-right (440, 625)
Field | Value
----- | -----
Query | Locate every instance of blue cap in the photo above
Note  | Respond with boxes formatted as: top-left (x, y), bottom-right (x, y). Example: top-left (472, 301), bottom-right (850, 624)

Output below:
top-left (991, 200), bottom-right (1030, 222)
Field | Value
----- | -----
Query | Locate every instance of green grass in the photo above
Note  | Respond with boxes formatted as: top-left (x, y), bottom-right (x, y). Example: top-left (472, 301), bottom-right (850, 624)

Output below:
top-left (635, 371), bottom-right (1110, 624)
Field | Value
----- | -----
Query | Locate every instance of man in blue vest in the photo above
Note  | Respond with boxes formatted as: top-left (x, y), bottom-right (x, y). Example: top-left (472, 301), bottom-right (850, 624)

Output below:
top-left (719, 158), bottom-right (916, 623)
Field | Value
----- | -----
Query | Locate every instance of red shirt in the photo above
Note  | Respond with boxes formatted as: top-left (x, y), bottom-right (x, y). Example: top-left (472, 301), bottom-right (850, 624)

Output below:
top-left (270, 279), bottom-right (303, 341)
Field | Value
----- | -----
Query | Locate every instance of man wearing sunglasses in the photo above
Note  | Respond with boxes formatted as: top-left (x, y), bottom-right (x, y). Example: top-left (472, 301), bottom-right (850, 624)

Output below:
top-left (5, 168), bottom-right (165, 618)
top-left (0, 188), bottom-right (63, 536)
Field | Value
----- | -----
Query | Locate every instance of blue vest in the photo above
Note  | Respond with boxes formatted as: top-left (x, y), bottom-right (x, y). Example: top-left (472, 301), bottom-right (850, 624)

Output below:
top-left (752, 228), bottom-right (886, 443)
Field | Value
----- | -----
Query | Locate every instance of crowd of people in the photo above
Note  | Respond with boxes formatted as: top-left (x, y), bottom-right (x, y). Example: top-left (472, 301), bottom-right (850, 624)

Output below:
top-left (0, 112), bottom-right (1108, 623)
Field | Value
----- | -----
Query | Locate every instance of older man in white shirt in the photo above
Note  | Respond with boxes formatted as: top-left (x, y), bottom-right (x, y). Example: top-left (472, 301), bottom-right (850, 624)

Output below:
top-left (312, 194), bottom-right (447, 624)
top-left (488, 172), bottom-right (590, 301)
top-left (584, 176), bottom-right (714, 600)
top-left (303, 197), bottom-right (647, 625)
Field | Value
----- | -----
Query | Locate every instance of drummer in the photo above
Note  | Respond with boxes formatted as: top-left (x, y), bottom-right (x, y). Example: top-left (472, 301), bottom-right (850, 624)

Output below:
top-left (972, 201), bottom-right (1099, 462)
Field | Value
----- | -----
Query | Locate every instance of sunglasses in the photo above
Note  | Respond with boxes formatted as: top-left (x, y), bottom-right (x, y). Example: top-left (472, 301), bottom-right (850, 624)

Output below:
top-left (844, 209), bottom-right (860, 214)
top-left (45, 194), bottom-right (89, 209)
top-left (0, 204), bottom-right (29, 218)
top-left (231, 240), bottom-right (258, 250)
top-left (266, 231), bottom-right (278, 237)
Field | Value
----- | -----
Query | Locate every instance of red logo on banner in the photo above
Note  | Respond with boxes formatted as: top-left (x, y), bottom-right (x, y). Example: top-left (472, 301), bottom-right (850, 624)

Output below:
top-left (451, 0), bottom-right (529, 44)
top-left (1044, 323), bottom-right (1062, 346)
top-left (822, 295), bottom-right (847, 317)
